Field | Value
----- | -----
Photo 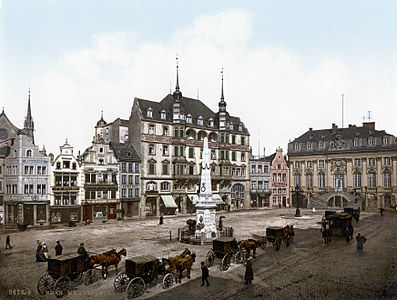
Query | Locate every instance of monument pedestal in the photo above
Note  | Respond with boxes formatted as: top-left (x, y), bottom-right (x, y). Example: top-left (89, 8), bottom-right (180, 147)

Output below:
top-left (195, 208), bottom-right (217, 239)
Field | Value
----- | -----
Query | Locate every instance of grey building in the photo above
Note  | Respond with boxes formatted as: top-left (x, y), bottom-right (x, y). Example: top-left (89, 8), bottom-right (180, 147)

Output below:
top-left (288, 122), bottom-right (397, 210)
top-left (249, 148), bottom-right (273, 207)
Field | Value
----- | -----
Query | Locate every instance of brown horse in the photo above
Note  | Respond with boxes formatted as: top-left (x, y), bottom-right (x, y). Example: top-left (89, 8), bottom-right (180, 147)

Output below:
top-left (283, 225), bottom-right (295, 244)
top-left (238, 239), bottom-right (262, 258)
top-left (175, 253), bottom-right (196, 283)
top-left (90, 248), bottom-right (127, 279)
top-left (162, 248), bottom-right (191, 271)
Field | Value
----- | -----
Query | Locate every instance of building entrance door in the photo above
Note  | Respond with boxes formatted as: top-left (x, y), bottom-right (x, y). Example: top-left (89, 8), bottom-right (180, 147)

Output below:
top-left (23, 205), bottom-right (34, 225)
top-left (108, 203), bottom-right (117, 219)
top-left (83, 205), bottom-right (93, 221)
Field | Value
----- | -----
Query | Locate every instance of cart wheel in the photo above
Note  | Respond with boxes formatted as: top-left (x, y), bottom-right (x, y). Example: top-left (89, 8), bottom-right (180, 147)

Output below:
top-left (126, 277), bottom-right (145, 299)
top-left (84, 269), bottom-right (97, 285)
top-left (37, 273), bottom-right (55, 295)
top-left (114, 272), bottom-right (131, 293)
top-left (162, 273), bottom-right (174, 289)
top-left (234, 251), bottom-right (248, 264)
top-left (205, 250), bottom-right (215, 267)
top-left (221, 254), bottom-right (231, 271)
top-left (71, 272), bottom-right (83, 282)
top-left (53, 276), bottom-right (71, 298)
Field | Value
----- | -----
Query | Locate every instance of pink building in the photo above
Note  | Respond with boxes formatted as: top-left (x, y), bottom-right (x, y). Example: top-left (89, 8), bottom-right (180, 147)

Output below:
top-left (270, 148), bottom-right (289, 207)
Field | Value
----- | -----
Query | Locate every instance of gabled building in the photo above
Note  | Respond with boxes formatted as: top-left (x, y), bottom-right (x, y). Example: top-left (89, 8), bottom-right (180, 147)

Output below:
top-left (3, 92), bottom-right (51, 227)
top-left (50, 139), bottom-right (82, 223)
top-left (249, 148), bottom-right (273, 207)
top-left (270, 148), bottom-right (289, 207)
top-left (80, 114), bottom-right (120, 221)
top-left (288, 122), bottom-right (397, 210)
top-left (129, 66), bottom-right (250, 217)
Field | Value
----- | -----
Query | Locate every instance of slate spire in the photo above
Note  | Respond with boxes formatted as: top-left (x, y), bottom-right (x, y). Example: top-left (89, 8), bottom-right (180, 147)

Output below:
top-left (173, 54), bottom-right (182, 101)
top-left (218, 68), bottom-right (227, 112)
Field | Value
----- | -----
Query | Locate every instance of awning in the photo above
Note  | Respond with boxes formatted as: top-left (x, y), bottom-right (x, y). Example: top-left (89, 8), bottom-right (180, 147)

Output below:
top-left (212, 194), bottom-right (225, 205)
top-left (188, 194), bottom-right (199, 205)
top-left (161, 195), bottom-right (178, 208)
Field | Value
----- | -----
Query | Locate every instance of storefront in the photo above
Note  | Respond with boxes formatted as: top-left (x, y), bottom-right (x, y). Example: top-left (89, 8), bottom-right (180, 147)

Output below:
top-left (5, 201), bottom-right (50, 227)
top-left (160, 194), bottom-right (177, 215)
top-left (82, 200), bottom-right (118, 221)
top-left (50, 206), bottom-right (81, 224)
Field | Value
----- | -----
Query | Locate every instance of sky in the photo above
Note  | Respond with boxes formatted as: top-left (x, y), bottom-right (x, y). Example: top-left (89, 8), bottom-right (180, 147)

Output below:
top-left (1, 0), bottom-right (396, 157)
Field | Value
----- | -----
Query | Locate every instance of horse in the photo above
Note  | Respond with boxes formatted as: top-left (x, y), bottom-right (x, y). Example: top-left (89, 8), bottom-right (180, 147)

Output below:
top-left (175, 253), bottom-right (196, 284)
top-left (345, 224), bottom-right (354, 242)
top-left (162, 248), bottom-right (191, 271)
top-left (283, 225), bottom-right (295, 245)
top-left (238, 239), bottom-right (262, 258)
top-left (90, 248), bottom-right (127, 279)
top-left (321, 227), bottom-right (331, 244)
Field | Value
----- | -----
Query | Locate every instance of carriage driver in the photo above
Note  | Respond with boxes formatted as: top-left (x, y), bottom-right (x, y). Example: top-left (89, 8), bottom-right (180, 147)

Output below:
top-left (77, 243), bottom-right (88, 257)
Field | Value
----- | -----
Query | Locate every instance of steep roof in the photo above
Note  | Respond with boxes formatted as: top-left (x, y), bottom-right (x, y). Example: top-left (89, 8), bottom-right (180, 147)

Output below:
top-left (110, 142), bottom-right (141, 162)
top-left (135, 94), bottom-right (249, 134)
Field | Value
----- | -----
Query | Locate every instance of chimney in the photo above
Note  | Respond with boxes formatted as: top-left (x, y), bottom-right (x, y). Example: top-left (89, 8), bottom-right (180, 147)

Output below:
top-left (348, 124), bottom-right (352, 128)
top-left (332, 123), bottom-right (338, 134)
top-left (309, 128), bottom-right (312, 131)
top-left (362, 122), bottom-right (375, 130)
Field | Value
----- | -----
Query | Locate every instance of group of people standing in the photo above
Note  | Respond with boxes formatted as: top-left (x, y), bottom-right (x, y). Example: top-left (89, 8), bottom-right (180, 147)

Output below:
top-left (35, 240), bottom-right (63, 262)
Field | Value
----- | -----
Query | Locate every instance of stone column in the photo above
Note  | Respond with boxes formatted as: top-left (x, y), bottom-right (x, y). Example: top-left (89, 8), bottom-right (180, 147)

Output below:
top-left (46, 203), bottom-right (50, 225)
top-left (140, 194), bottom-right (146, 218)
top-left (33, 204), bottom-right (37, 225)
top-left (156, 195), bottom-right (160, 216)
top-left (183, 195), bottom-right (188, 214)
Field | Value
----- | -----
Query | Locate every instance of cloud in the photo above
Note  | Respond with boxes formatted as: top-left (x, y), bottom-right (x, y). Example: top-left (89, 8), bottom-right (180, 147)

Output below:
top-left (23, 8), bottom-right (394, 157)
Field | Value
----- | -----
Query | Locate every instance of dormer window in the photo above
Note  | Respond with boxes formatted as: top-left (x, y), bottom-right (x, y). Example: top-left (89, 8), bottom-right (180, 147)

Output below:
top-left (238, 124), bottom-right (243, 131)
top-left (383, 136), bottom-right (389, 145)
top-left (294, 143), bottom-right (300, 150)
top-left (306, 142), bottom-right (312, 150)
top-left (186, 114), bottom-right (192, 124)
top-left (368, 137), bottom-right (375, 146)
top-left (208, 118), bottom-right (214, 127)
top-left (318, 141), bottom-right (324, 149)
top-left (56, 162), bottom-right (61, 169)
top-left (147, 107), bottom-right (153, 118)
top-left (160, 110), bottom-right (166, 120)
top-left (26, 149), bottom-right (32, 157)
top-left (354, 138), bottom-right (359, 146)
top-left (230, 122), bottom-right (233, 130)
top-left (197, 116), bottom-right (203, 126)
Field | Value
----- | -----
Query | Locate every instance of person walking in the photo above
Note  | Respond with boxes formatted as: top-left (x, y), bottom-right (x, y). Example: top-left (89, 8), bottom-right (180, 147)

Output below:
top-left (55, 241), bottom-right (63, 256)
top-left (159, 213), bottom-right (164, 225)
top-left (201, 262), bottom-right (210, 286)
top-left (244, 257), bottom-right (254, 284)
top-left (42, 242), bottom-right (49, 259)
top-left (5, 235), bottom-right (11, 249)
top-left (356, 233), bottom-right (367, 250)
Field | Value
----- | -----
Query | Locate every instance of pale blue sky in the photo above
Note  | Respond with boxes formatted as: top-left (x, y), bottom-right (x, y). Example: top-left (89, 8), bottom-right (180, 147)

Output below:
top-left (1, 0), bottom-right (396, 155)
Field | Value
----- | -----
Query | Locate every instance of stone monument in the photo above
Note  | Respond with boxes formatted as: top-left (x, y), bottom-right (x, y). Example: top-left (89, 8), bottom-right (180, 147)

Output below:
top-left (195, 137), bottom-right (218, 240)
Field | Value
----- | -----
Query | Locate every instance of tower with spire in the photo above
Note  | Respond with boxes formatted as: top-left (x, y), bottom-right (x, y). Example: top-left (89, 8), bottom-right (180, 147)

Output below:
top-left (172, 55), bottom-right (185, 123)
top-left (23, 89), bottom-right (35, 144)
top-left (216, 68), bottom-right (229, 130)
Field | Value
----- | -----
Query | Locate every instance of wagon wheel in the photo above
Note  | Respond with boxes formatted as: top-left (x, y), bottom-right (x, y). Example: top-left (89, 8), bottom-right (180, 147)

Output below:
top-left (37, 273), bottom-right (55, 295)
top-left (221, 254), bottom-right (231, 271)
top-left (205, 250), bottom-right (215, 267)
top-left (114, 272), bottom-right (131, 293)
top-left (71, 272), bottom-right (83, 282)
top-left (126, 277), bottom-right (145, 299)
top-left (162, 273), bottom-right (174, 289)
top-left (234, 250), bottom-right (248, 264)
top-left (274, 240), bottom-right (281, 251)
top-left (53, 276), bottom-right (71, 298)
top-left (84, 269), bottom-right (97, 285)
top-left (260, 241), bottom-right (267, 249)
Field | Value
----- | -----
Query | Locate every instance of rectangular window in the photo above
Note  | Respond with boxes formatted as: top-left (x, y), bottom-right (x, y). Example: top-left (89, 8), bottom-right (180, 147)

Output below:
top-left (241, 137), bottom-right (245, 145)
top-left (318, 160), bottom-right (324, 168)
top-left (128, 175), bottom-right (133, 184)
top-left (24, 165), bottom-right (29, 175)
top-left (122, 163), bottom-right (127, 172)
top-left (354, 173), bottom-right (361, 188)
top-left (122, 175), bottom-right (127, 184)
top-left (241, 152), bottom-right (246, 162)
top-left (135, 175), bottom-right (139, 184)
top-left (383, 157), bottom-right (391, 165)
top-left (148, 144), bottom-right (155, 155)
top-left (135, 163), bottom-right (140, 173)
top-left (220, 133), bottom-right (225, 143)
top-left (161, 182), bottom-right (169, 191)
top-left (354, 159), bottom-right (361, 166)
top-left (319, 174), bottom-right (325, 188)
top-left (162, 164), bottom-right (169, 175)
top-left (163, 126), bottom-right (169, 136)
top-left (295, 175), bottom-right (301, 187)
top-left (149, 163), bottom-right (155, 175)
top-left (307, 161), bottom-right (313, 168)
top-left (232, 151), bottom-right (236, 161)
top-left (368, 158), bottom-right (375, 166)
top-left (189, 147), bottom-right (194, 158)
top-left (307, 174), bottom-right (313, 188)
top-left (128, 163), bottom-right (133, 172)
top-left (174, 146), bottom-right (178, 156)
top-left (294, 161), bottom-right (300, 168)
top-left (368, 173), bottom-right (376, 187)
top-left (37, 166), bottom-right (42, 175)
top-left (226, 151), bottom-right (229, 160)
top-left (384, 173), bottom-right (391, 188)
top-left (232, 135), bottom-right (236, 144)
top-left (189, 165), bottom-right (194, 175)
top-left (179, 146), bottom-right (184, 157)
top-left (149, 124), bottom-right (155, 135)
top-left (179, 128), bottom-right (184, 137)
top-left (163, 145), bottom-right (169, 156)
top-left (122, 188), bottom-right (126, 198)
top-left (174, 127), bottom-right (179, 137)
top-left (221, 151), bottom-right (225, 160)
top-left (134, 188), bottom-right (140, 197)
top-left (211, 150), bottom-right (216, 160)
top-left (383, 137), bottom-right (389, 145)
top-left (42, 166), bottom-right (46, 175)
top-left (128, 189), bottom-right (133, 198)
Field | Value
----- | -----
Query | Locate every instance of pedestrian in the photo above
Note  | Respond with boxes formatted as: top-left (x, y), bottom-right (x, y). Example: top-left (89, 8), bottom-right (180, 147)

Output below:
top-left (5, 235), bottom-right (11, 249)
top-left (244, 257), bottom-right (254, 284)
top-left (42, 242), bottom-right (49, 259)
top-left (36, 240), bottom-right (46, 262)
top-left (380, 207), bottom-right (384, 216)
top-left (55, 241), bottom-right (63, 256)
top-left (201, 262), bottom-right (210, 286)
top-left (77, 243), bottom-right (88, 257)
top-left (159, 213), bottom-right (164, 225)
top-left (228, 204), bottom-right (231, 212)
top-left (356, 233), bottom-right (367, 250)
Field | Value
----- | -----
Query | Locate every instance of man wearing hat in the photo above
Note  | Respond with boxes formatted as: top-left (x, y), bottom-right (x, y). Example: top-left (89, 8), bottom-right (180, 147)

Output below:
top-left (55, 241), bottom-right (63, 256)
top-left (77, 243), bottom-right (88, 257)
top-left (244, 257), bottom-right (254, 284)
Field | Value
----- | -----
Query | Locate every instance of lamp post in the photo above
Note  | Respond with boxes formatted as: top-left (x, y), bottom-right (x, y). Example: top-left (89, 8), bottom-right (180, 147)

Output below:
top-left (291, 185), bottom-right (303, 217)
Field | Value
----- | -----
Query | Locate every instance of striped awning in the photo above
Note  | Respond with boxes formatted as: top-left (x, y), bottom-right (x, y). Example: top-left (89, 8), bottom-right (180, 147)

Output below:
top-left (212, 194), bottom-right (225, 205)
top-left (160, 195), bottom-right (178, 208)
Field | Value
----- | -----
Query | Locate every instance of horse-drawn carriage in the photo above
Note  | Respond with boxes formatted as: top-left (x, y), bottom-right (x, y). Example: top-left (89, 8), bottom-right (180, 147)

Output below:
top-left (324, 211), bottom-right (353, 239)
top-left (344, 207), bottom-right (360, 223)
top-left (114, 249), bottom-right (195, 299)
top-left (251, 225), bottom-right (295, 251)
top-left (205, 237), bottom-right (248, 271)
top-left (37, 253), bottom-right (97, 298)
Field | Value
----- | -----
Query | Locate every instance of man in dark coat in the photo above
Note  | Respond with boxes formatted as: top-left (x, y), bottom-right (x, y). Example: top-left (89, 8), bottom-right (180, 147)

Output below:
top-left (77, 243), bottom-right (88, 257)
top-left (5, 235), bottom-right (11, 249)
top-left (244, 257), bottom-right (254, 284)
top-left (55, 241), bottom-right (63, 256)
top-left (201, 262), bottom-right (209, 286)
top-left (356, 233), bottom-right (367, 250)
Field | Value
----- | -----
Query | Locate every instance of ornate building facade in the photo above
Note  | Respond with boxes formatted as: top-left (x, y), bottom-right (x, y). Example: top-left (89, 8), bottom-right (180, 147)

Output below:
top-left (288, 122), bottom-right (397, 210)
top-left (129, 66), bottom-right (250, 217)
top-left (249, 148), bottom-right (272, 207)
top-left (270, 148), bottom-right (289, 207)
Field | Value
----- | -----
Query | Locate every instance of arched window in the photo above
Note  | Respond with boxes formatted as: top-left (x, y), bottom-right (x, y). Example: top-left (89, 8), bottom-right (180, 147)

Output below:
top-left (383, 171), bottom-right (391, 188)
top-left (147, 107), bottom-right (153, 118)
top-left (208, 118), bottom-right (214, 127)
top-left (146, 181), bottom-right (157, 191)
top-left (160, 110), bottom-right (166, 120)
top-left (368, 172), bottom-right (376, 188)
top-left (26, 149), bottom-right (32, 157)
top-left (197, 116), bottom-right (203, 126)
top-left (186, 114), bottom-right (192, 124)
top-left (354, 172), bottom-right (361, 188)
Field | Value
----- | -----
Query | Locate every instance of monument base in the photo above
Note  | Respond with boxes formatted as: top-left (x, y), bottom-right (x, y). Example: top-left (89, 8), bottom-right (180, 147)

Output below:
top-left (195, 208), bottom-right (217, 240)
